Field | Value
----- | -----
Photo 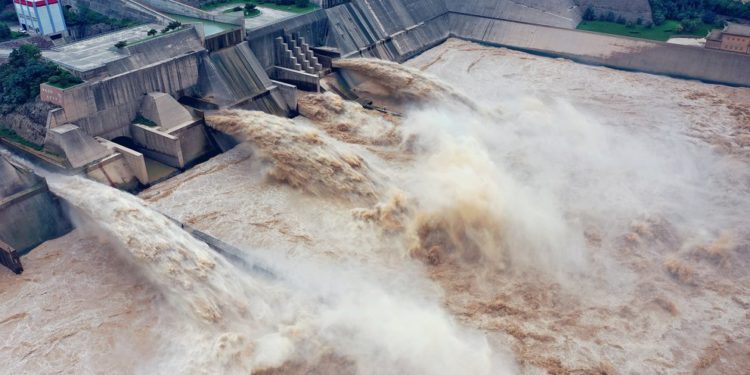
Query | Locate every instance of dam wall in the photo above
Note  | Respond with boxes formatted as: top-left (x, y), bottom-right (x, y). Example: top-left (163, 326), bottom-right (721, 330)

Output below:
top-left (105, 27), bottom-right (206, 76)
top-left (325, 0), bottom-right (449, 61)
top-left (446, 0), bottom-right (581, 29)
top-left (247, 10), bottom-right (330, 70)
top-left (48, 52), bottom-right (203, 139)
top-left (0, 157), bottom-right (71, 266)
top-left (448, 15), bottom-right (750, 87)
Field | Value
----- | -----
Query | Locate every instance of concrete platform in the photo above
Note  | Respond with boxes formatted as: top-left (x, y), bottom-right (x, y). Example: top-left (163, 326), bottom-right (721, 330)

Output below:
top-left (45, 24), bottom-right (163, 72)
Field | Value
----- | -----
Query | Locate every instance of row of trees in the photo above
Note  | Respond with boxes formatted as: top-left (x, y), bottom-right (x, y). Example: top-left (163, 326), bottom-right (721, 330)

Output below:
top-left (649, 0), bottom-right (750, 25)
top-left (0, 45), bottom-right (82, 105)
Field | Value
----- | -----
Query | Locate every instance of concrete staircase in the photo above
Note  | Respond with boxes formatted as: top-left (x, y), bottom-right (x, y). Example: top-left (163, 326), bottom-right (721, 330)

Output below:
top-left (275, 33), bottom-right (324, 75)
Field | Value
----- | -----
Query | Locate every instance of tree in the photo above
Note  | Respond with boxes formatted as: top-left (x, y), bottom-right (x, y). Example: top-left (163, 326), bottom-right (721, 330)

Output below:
top-left (583, 7), bottom-right (596, 21)
top-left (147, 28), bottom-right (157, 36)
top-left (680, 17), bottom-right (700, 33)
top-left (0, 22), bottom-right (11, 42)
top-left (702, 10), bottom-right (717, 25)
top-left (295, 0), bottom-right (309, 7)
top-left (114, 40), bottom-right (127, 48)
top-left (244, 3), bottom-right (257, 15)
top-left (0, 45), bottom-right (80, 104)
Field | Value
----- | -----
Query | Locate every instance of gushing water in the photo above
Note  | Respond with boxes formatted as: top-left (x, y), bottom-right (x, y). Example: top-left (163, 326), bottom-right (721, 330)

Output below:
top-left (12, 39), bottom-right (750, 374)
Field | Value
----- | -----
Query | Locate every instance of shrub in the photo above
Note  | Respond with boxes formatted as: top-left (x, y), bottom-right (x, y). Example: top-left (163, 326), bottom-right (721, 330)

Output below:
top-left (0, 45), bottom-right (81, 105)
top-left (680, 17), bottom-right (700, 33)
top-left (114, 40), bottom-right (127, 48)
top-left (147, 28), bottom-right (157, 36)
top-left (0, 22), bottom-right (11, 42)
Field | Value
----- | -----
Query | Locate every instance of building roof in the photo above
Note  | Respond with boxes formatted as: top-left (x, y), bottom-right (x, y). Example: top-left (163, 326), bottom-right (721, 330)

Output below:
top-left (707, 29), bottom-right (723, 41)
top-left (724, 23), bottom-right (750, 37)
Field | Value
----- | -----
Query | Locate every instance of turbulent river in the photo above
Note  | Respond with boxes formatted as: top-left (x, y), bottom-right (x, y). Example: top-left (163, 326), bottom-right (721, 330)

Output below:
top-left (1, 39), bottom-right (749, 374)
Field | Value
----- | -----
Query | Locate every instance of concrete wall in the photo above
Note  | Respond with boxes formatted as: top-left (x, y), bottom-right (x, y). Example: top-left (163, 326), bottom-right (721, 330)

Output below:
top-left (449, 15), bottom-right (750, 87)
top-left (271, 66), bottom-right (320, 92)
top-left (108, 27), bottom-right (206, 76)
top-left (0, 239), bottom-right (23, 274)
top-left (49, 51), bottom-right (204, 139)
top-left (170, 121), bottom-right (210, 166)
top-left (206, 42), bottom-right (276, 101)
top-left (205, 29), bottom-right (245, 52)
top-left (446, 0), bottom-right (581, 29)
top-left (97, 137), bottom-right (150, 184)
top-left (44, 124), bottom-right (112, 169)
top-left (247, 10), bottom-right (330, 69)
top-left (0, 157), bottom-right (72, 255)
top-left (85, 152), bottom-right (141, 191)
top-left (575, 0), bottom-right (653, 23)
top-left (131, 124), bottom-right (184, 167)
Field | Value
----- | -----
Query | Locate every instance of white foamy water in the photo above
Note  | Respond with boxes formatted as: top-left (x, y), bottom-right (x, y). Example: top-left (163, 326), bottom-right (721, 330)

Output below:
top-left (45, 175), bottom-right (514, 374)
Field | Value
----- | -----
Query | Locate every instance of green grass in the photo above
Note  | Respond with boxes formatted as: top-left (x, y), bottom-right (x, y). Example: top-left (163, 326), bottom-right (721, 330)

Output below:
top-left (134, 115), bottom-right (157, 127)
top-left (200, 0), bottom-right (317, 14)
top-left (45, 81), bottom-right (82, 89)
top-left (0, 127), bottom-right (43, 151)
top-left (577, 20), bottom-right (715, 42)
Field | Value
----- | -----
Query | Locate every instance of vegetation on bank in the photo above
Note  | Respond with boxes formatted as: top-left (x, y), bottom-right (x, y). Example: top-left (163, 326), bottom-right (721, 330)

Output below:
top-left (580, 0), bottom-right (750, 41)
top-left (650, 0), bottom-right (750, 25)
top-left (0, 23), bottom-right (24, 42)
top-left (63, 5), bottom-right (139, 30)
top-left (0, 126), bottom-right (43, 150)
top-left (200, 0), bottom-right (317, 14)
top-left (578, 19), bottom-right (714, 41)
top-left (0, 45), bottom-right (82, 104)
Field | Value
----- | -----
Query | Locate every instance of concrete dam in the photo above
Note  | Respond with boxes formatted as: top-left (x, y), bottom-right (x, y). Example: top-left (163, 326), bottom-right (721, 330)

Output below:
top-left (1, 0), bottom-right (750, 374)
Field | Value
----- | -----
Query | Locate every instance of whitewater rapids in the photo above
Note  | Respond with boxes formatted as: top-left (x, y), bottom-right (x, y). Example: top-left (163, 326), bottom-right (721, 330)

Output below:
top-left (1, 38), bottom-right (748, 374)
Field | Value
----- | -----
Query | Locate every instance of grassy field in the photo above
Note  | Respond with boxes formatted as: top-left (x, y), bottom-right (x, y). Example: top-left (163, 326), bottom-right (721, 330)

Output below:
top-left (577, 20), bottom-right (715, 41)
top-left (201, 1), bottom-right (317, 14)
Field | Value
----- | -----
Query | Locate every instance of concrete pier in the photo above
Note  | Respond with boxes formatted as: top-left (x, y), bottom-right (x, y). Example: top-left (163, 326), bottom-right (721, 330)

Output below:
top-left (0, 156), bottom-right (72, 272)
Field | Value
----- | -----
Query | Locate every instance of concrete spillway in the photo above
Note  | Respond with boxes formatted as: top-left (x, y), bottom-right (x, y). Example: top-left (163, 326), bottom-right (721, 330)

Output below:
top-left (0, 155), bottom-right (71, 272)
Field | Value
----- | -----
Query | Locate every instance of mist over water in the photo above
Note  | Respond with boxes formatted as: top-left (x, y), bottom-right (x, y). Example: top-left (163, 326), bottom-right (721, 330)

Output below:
top-left (21, 40), bottom-right (750, 374)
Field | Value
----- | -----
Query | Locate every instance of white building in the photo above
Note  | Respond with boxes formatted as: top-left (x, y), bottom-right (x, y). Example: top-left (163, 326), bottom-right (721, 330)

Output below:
top-left (14, 0), bottom-right (67, 38)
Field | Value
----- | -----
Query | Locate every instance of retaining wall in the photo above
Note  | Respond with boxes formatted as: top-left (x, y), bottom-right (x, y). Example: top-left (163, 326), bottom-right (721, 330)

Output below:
top-left (449, 15), bottom-right (750, 87)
